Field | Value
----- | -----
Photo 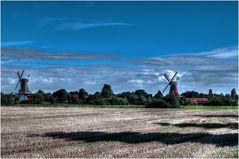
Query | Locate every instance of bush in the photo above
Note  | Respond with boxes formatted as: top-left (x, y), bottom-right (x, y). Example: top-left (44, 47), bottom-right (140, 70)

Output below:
top-left (164, 94), bottom-right (180, 108)
top-left (52, 89), bottom-right (68, 103)
top-left (180, 98), bottom-right (197, 106)
top-left (86, 97), bottom-right (129, 105)
top-left (109, 97), bottom-right (129, 105)
top-left (101, 84), bottom-right (113, 98)
top-left (145, 98), bottom-right (172, 108)
top-left (30, 93), bottom-right (44, 104)
top-left (1, 93), bottom-right (17, 106)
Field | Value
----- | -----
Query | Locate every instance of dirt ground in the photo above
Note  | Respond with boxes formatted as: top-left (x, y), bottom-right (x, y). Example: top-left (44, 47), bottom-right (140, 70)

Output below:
top-left (1, 107), bottom-right (238, 158)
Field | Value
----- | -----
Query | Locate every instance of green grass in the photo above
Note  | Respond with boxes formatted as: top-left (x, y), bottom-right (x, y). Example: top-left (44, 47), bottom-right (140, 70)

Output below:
top-left (15, 103), bottom-right (145, 108)
top-left (2, 103), bottom-right (238, 109)
top-left (180, 105), bottom-right (238, 109)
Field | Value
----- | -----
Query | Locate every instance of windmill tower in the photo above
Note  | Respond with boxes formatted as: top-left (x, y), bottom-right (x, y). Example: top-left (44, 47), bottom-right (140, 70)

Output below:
top-left (162, 72), bottom-right (179, 96)
top-left (15, 70), bottom-right (32, 102)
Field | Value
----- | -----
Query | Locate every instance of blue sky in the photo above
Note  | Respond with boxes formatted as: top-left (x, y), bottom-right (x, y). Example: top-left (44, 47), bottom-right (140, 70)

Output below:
top-left (1, 1), bottom-right (238, 94)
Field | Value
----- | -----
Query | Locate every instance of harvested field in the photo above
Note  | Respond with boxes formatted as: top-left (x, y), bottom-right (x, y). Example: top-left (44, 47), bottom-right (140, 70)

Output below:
top-left (1, 107), bottom-right (238, 158)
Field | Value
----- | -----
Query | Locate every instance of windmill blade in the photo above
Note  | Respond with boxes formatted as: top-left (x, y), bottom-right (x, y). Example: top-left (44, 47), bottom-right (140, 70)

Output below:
top-left (162, 72), bottom-right (178, 94)
top-left (162, 83), bottom-right (170, 93)
top-left (17, 71), bottom-right (21, 79)
top-left (19, 70), bottom-right (25, 78)
top-left (15, 80), bottom-right (20, 91)
top-left (28, 75), bottom-right (32, 82)
top-left (164, 74), bottom-right (170, 82)
top-left (170, 72), bottom-right (178, 82)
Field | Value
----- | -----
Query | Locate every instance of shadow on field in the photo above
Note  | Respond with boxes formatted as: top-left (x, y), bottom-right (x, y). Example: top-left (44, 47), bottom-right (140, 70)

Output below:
top-left (35, 131), bottom-right (238, 147)
top-left (156, 122), bottom-right (238, 129)
top-left (194, 114), bottom-right (238, 118)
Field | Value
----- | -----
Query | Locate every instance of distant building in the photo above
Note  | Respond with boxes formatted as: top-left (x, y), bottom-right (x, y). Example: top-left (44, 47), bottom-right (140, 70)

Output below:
top-left (185, 98), bottom-right (209, 105)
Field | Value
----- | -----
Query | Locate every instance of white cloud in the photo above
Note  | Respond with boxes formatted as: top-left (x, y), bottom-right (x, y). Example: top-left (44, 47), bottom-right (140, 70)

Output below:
top-left (84, 81), bottom-right (96, 85)
top-left (1, 41), bottom-right (36, 47)
top-left (8, 78), bottom-right (17, 84)
top-left (157, 75), bottom-right (166, 82)
top-left (1, 47), bottom-right (237, 94)
top-left (56, 22), bottom-right (131, 31)
top-left (206, 49), bottom-right (237, 59)
top-left (128, 79), bottom-right (144, 84)
top-left (42, 77), bottom-right (54, 84)
top-left (163, 69), bottom-right (184, 81)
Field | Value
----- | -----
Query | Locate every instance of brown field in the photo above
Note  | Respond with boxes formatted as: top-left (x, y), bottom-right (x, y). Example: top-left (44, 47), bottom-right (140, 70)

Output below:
top-left (1, 107), bottom-right (238, 158)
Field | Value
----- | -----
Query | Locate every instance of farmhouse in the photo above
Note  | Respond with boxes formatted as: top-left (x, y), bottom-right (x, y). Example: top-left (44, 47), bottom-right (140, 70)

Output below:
top-left (185, 98), bottom-right (209, 105)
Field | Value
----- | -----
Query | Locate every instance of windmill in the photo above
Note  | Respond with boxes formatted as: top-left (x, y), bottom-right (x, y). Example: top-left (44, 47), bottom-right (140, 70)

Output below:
top-left (162, 71), bottom-right (179, 96)
top-left (15, 70), bottom-right (32, 102)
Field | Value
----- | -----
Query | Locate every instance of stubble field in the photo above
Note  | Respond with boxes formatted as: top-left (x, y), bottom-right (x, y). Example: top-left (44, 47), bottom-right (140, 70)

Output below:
top-left (1, 107), bottom-right (238, 158)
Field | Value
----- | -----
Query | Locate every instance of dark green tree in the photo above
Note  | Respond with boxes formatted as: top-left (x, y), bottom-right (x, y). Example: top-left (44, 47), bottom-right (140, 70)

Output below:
top-left (117, 91), bottom-right (132, 98)
top-left (1, 93), bottom-right (16, 106)
top-left (154, 90), bottom-right (163, 98)
top-left (93, 91), bottom-right (101, 98)
top-left (52, 89), bottom-right (68, 103)
top-left (208, 89), bottom-right (213, 100)
top-left (181, 91), bottom-right (199, 98)
top-left (37, 90), bottom-right (45, 95)
top-left (146, 98), bottom-right (171, 108)
top-left (223, 94), bottom-right (233, 105)
top-left (164, 94), bottom-right (180, 108)
top-left (42, 93), bottom-right (55, 104)
top-left (79, 88), bottom-right (88, 100)
top-left (30, 93), bottom-right (44, 104)
top-left (101, 84), bottom-right (113, 98)
top-left (231, 88), bottom-right (237, 99)
top-left (210, 95), bottom-right (223, 106)
top-left (135, 89), bottom-right (148, 97)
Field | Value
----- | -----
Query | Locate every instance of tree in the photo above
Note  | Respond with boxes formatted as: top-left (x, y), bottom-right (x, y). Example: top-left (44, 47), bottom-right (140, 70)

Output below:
top-left (1, 93), bottom-right (16, 106)
top-left (135, 89), bottom-right (148, 97)
top-left (30, 93), bottom-right (44, 104)
top-left (44, 93), bottom-right (54, 104)
top-left (223, 94), bottom-right (233, 105)
top-left (52, 89), bottom-right (68, 103)
top-left (117, 91), bottom-right (132, 98)
top-left (230, 88), bottom-right (238, 106)
top-left (164, 94), bottom-right (180, 108)
top-left (210, 95), bottom-right (223, 106)
top-left (231, 88), bottom-right (237, 99)
top-left (146, 98), bottom-right (171, 108)
top-left (180, 98), bottom-right (196, 106)
top-left (79, 88), bottom-right (88, 100)
top-left (208, 89), bottom-right (213, 100)
top-left (110, 97), bottom-right (128, 105)
top-left (36, 90), bottom-right (45, 103)
top-left (37, 90), bottom-right (45, 95)
top-left (101, 84), bottom-right (113, 98)
top-left (93, 91), bottom-right (101, 98)
top-left (181, 91), bottom-right (199, 98)
top-left (133, 89), bottom-right (151, 105)
top-left (154, 90), bottom-right (163, 98)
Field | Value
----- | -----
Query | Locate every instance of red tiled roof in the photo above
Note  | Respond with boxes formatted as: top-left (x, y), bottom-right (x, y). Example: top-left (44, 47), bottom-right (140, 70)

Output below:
top-left (185, 98), bottom-right (209, 102)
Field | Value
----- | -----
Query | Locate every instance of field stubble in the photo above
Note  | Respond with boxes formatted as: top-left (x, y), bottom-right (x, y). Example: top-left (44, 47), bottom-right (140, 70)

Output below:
top-left (1, 107), bottom-right (238, 158)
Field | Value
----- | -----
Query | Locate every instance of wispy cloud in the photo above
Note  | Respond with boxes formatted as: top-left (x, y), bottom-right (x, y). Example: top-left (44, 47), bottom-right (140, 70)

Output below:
top-left (39, 17), bottom-right (132, 31)
top-left (56, 22), bottom-right (131, 31)
top-left (1, 41), bottom-right (36, 47)
top-left (205, 48), bottom-right (238, 59)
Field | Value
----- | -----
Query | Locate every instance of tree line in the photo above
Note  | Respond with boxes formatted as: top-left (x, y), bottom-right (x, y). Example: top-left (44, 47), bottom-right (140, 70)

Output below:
top-left (1, 84), bottom-right (238, 107)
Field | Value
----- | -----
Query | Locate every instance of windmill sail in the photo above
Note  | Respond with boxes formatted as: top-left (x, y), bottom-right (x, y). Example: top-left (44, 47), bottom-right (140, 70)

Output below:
top-left (162, 71), bottom-right (179, 96)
